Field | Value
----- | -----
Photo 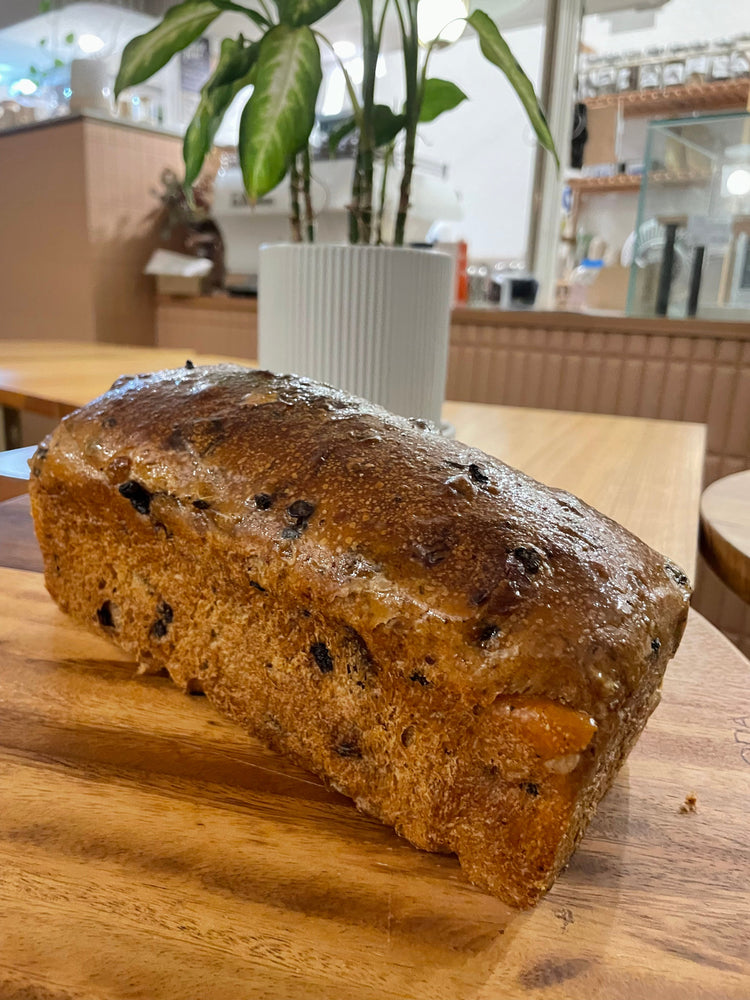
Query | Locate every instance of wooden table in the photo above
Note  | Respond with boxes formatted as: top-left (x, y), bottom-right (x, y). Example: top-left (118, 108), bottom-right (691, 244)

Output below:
top-left (701, 470), bottom-right (750, 604)
top-left (4, 394), bottom-right (749, 999)
top-left (0, 340), bottom-right (705, 577)
top-left (0, 340), bottom-right (249, 446)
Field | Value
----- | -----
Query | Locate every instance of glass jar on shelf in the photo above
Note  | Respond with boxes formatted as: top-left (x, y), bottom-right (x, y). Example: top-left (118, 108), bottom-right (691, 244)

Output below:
top-left (709, 39), bottom-right (732, 81)
top-left (590, 57), bottom-right (617, 96)
top-left (576, 53), bottom-right (595, 100)
top-left (730, 35), bottom-right (750, 78)
top-left (616, 51), bottom-right (639, 92)
top-left (663, 45), bottom-right (687, 87)
top-left (685, 42), bottom-right (710, 84)
top-left (639, 47), bottom-right (665, 90)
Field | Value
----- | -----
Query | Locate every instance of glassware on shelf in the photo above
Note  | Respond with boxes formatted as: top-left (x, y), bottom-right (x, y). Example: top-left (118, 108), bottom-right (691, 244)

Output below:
top-left (685, 42), bottom-right (711, 84)
top-left (730, 35), bottom-right (750, 78)
top-left (616, 52), bottom-right (639, 93)
top-left (590, 60), bottom-right (617, 96)
top-left (663, 45), bottom-right (687, 87)
top-left (709, 39), bottom-right (732, 81)
top-left (639, 47), bottom-right (665, 90)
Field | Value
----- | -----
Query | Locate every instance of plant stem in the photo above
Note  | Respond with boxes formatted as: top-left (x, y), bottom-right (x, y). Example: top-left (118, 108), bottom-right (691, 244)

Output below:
top-left (289, 156), bottom-right (302, 242)
top-left (302, 146), bottom-right (315, 242)
top-left (394, 0), bottom-right (419, 246)
top-left (358, 0), bottom-right (379, 244)
top-left (376, 142), bottom-right (394, 244)
top-left (349, 164), bottom-right (361, 244)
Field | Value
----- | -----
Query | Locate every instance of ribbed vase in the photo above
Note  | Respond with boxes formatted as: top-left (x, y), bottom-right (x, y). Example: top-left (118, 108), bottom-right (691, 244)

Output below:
top-left (258, 244), bottom-right (453, 424)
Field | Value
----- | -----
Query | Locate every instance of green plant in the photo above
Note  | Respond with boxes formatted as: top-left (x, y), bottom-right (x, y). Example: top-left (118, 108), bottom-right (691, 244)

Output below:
top-left (115, 0), bottom-right (556, 246)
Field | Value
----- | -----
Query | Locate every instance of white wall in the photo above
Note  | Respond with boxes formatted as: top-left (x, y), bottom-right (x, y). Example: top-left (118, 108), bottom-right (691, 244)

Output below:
top-left (582, 0), bottom-right (750, 53)
top-left (377, 22), bottom-right (546, 262)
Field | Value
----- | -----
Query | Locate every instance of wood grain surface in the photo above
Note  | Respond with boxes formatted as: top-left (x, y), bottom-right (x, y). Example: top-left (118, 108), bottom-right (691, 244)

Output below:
top-left (701, 470), bottom-right (750, 604)
top-left (0, 563), bottom-right (748, 1000)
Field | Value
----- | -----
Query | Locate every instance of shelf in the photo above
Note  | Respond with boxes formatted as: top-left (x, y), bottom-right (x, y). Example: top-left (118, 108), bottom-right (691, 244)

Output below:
top-left (569, 170), bottom-right (711, 195)
top-left (584, 79), bottom-right (750, 118)
top-left (568, 175), bottom-right (642, 193)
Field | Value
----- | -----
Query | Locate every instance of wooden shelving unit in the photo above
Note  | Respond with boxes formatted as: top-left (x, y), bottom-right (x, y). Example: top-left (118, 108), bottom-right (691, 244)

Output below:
top-left (568, 170), bottom-right (711, 196)
top-left (568, 175), bottom-right (642, 194)
top-left (585, 78), bottom-right (750, 118)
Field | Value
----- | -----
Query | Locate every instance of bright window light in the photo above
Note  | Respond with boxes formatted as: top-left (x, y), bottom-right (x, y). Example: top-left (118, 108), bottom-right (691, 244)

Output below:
top-left (347, 55), bottom-right (364, 86)
top-left (417, 0), bottom-right (468, 46)
top-left (321, 66), bottom-right (346, 117)
top-left (376, 54), bottom-right (386, 78)
top-left (10, 78), bottom-right (37, 96)
top-left (333, 40), bottom-right (356, 60)
top-left (726, 168), bottom-right (750, 197)
top-left (78, 33), bottom-right (105, 55)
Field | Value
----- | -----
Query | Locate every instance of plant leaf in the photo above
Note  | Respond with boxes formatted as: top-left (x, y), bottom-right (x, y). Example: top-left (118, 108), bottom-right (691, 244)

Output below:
top-left (419, 78), bottom-right (467, 123)
top-left (274, 0), bottom-right (343, 27)
top-left (328, 115), bottom-right (356, 155)
top-left (65, 32), bottom-right (75, 44)
top-left (239, 25), bottom-right (322, 200)
top-left (184, 37), bottom-right (259, 187)
top-left (467, 9), bottom-right (558, 166)
top-left (115, 0), bottom-right (220, 98)
top-left (208, 0), bottom-right (270, 29)
top-left (371, 104), bottom-right (405, 147)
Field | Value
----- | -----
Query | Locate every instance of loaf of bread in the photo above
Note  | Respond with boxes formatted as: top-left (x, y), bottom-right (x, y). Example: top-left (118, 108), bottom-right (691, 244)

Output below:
top-left (29, 364), bottom-right (691, 907)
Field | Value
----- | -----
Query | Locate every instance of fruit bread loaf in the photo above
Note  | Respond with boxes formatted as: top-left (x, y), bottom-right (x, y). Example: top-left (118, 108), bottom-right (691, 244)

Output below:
top-left (29, 364), bottom-right (691, 907)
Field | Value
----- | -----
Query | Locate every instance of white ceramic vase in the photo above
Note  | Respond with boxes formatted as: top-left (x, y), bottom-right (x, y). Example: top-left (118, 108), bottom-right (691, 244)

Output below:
top-left (258, 243), bottom-right (453, 424)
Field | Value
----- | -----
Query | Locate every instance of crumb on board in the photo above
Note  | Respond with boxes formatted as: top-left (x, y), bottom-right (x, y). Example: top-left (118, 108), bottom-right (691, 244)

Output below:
top-left (554, 906), bottom-right (574, 931)
top-left (678, 793), bottom-right (698, 814)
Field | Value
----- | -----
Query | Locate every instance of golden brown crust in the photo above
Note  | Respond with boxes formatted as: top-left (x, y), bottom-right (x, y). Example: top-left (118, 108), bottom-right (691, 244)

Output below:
top-left (29, 364), bottom-right (691, 906)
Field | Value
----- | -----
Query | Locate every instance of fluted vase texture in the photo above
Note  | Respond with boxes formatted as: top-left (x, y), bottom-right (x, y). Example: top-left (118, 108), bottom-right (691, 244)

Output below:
top-left (258, 244), bottom-right (453, 424)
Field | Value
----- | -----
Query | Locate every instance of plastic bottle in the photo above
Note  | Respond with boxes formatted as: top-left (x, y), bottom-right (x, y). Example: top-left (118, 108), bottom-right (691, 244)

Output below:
top-left (568, 257), bottom-right (604, 310)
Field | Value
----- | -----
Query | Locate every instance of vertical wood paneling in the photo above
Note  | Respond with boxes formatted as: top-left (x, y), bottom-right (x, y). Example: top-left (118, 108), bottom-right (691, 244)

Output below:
top-left (658, 361), bottom-right (689, 421)
top-left (616, 359), bottom-right (645, 414)
top-left (637, 360), bottom-right (667, 419)
top-left (578, 355), bottom-right (602, 411)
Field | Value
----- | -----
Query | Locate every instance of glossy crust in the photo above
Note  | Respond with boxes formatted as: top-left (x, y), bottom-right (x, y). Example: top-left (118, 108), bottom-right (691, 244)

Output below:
top-left (29, 364), bottom-right (691, 906)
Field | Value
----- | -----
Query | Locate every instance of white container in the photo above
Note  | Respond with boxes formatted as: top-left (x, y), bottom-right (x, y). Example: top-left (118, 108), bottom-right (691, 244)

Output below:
top-left (258, 243), bottom-right (453, 424)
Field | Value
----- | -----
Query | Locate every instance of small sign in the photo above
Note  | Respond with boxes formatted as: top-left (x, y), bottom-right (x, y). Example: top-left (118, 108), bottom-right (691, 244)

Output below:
top-left (180, 37), bottom-right (210, 94)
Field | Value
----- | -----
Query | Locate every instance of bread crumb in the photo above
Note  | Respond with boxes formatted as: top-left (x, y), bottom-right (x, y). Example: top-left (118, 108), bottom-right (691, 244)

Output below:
top-left (554, 906), bottom-right (574, 931)
top-left (678, 792), bottom-right (697, 814)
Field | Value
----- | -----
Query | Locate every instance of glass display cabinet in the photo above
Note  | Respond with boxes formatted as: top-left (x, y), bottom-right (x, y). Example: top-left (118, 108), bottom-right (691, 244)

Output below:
top-left (627, 111), bottom-right (750, 320)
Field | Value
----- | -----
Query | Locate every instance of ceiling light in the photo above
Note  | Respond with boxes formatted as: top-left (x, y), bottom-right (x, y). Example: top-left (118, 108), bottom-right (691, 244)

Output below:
top-left (333, 40), bottom-right (356, 60)
top-left (78, 33), bottom-right (105, 55)
top-left (417, 0), bottom-right (468, 46)
top-left (726, 168), bottom-right (750, 197)
top-left (10, 78), bottom-right (37, 96)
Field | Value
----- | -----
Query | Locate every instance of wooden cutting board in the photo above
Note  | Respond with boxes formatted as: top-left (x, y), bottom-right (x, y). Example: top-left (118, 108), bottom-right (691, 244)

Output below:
top-left (1, 564), bottom-right (748, 1000)
top-left (0, 569), bottom-right (750, 1000)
